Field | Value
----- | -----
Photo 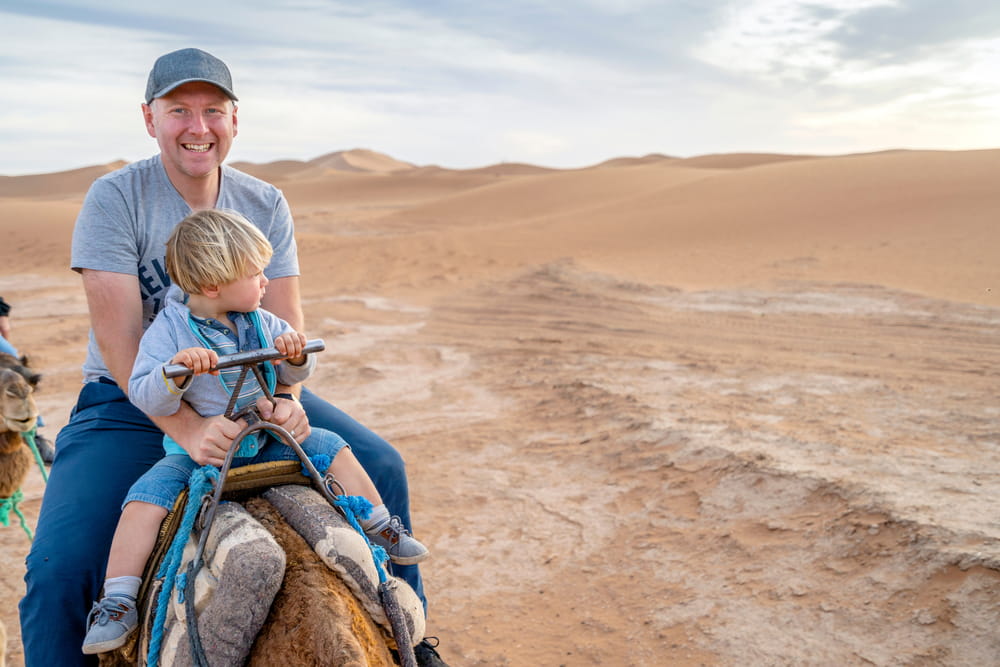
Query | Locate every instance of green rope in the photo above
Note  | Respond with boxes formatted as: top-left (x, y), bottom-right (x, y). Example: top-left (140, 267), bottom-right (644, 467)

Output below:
top-left (22, 428), bottom-right (49, 483)
top-left (0, 427), bottom-right (49, 541)
top-left (0, 488), bottom-right (33, 540)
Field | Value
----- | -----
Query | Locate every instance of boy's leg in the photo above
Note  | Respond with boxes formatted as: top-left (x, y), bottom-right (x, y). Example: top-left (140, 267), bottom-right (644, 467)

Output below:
top-left (297, 428), bottom-right (381, 502)
top-left (105, 453), bottom-right (199, 579)
top-left (19, 381), bottom-right (164, 667)
top-left (299, 387), bottom-right (426, 611)
top-left (83, 452), bottom-right (196, 657)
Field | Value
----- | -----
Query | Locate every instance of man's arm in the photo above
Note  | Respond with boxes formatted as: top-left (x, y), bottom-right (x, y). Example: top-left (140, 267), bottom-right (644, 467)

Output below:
top-left (81, 270), bottom-right (144, 387)
top-left (262, 276), bottom-right (305, 395)
top-left (80, 269), bottom-right (243, 466)
top-left (257, 275), bottom-right (310, 439)
top-left (261, 275), bottom-right (304, 331)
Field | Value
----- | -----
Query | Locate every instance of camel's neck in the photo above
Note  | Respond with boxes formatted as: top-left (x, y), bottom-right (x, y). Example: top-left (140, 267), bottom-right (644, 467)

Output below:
top-left (0, 430), bottom-right (24, 455)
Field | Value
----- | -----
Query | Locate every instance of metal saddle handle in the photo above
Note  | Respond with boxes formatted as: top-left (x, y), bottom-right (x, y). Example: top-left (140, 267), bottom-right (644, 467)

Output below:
top-left (162, 338), bottom-right (326, 380)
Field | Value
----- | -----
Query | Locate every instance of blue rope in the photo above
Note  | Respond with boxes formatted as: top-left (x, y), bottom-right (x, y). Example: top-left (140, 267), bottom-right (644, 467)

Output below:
top-left (302, 454), bottom-right (389, 584)
top-left (147, 465), bottom-right (219, 667)
top-left (302, 453), bottom-right (390, 582)
top-left (301, 453), bottom-right (331, 478)
top-left (330, 492), bottom-right (390, 583)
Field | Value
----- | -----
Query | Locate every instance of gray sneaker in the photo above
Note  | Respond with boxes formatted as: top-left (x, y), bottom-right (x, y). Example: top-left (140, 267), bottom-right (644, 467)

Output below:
top-left (367, 515), bottom-right (430, 565)
top-left (81, 595), bottom-right (138, 654)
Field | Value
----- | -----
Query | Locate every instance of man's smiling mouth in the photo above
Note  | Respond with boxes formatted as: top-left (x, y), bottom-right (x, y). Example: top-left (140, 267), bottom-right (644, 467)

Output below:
top-left (183, 143), bottom-right (212, 152)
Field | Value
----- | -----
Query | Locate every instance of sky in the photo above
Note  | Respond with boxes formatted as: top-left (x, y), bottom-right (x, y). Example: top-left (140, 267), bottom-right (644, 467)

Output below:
top-left (2, 0), bottom-right (1000, 175)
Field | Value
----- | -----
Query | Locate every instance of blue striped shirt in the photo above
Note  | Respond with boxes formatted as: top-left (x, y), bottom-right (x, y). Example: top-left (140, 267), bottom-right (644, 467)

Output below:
top-left (188, 311), bottom-right (275, 457)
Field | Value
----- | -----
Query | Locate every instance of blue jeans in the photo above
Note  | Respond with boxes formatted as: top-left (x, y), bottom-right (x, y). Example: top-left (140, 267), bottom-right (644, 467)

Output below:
top-left (126, 428), bottom-right (347, 509)
top-left (19, 381), bottom-right (424, 666)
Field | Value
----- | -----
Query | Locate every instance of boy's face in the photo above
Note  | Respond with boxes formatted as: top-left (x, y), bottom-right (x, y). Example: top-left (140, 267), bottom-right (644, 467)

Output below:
top-left (216, 266), bottom-right (268, 313)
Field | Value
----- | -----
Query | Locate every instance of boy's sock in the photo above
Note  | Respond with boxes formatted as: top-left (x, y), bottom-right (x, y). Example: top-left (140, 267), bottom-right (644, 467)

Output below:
top-left (103, 575), bottom-right (141, 601)
top-left (360, 503), bottom-right (391, 532)
top-left (360, 504), bottom-right (430, 566)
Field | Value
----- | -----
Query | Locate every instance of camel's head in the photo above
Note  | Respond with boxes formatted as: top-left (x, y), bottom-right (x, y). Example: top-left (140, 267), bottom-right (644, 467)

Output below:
top-left (0, 357), bottom-right (39, 435)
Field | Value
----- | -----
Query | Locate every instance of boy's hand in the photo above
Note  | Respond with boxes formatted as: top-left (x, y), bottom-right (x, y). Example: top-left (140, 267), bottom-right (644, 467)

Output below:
top-left (274, 331), bottom-right (308, 365)
top-left (171, 347), bottom-right (219, 376)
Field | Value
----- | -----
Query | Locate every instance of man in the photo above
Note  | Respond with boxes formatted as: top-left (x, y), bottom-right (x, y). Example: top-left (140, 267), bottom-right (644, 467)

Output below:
top-left (0, 296), bottom-right (13, 352)
top-left (0, 297), bottom-right (56, 463)
top-left (19, 48), bottom-right (447, 666)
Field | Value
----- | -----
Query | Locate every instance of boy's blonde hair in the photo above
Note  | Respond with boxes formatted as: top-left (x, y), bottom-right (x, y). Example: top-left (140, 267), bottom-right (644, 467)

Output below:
top-left (165, 209), bottom-right (273, 295)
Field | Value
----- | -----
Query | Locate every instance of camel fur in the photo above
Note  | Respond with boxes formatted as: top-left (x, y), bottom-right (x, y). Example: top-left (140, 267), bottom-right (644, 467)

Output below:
top-left (0, 352), bottom-right (42, 667)
top-left (0, 353), bottom-right (39, 500)
top-left (244, 496), bottom-right (397, 667)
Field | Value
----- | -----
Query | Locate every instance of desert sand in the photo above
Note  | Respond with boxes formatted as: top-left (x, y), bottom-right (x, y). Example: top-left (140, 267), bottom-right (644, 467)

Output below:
top-left (1, 147), bottom-right (998, 666)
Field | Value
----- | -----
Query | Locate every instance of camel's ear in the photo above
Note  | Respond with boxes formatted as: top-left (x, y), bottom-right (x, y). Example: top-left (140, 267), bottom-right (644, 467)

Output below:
top-left (24, 370), bottom-right (42, 388)
top-left (15, 355), bottom-right (41, 388)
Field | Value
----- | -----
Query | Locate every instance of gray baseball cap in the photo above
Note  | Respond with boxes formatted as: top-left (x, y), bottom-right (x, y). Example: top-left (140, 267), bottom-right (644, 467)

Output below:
top-left (145, 48), bottom-right (238, 104)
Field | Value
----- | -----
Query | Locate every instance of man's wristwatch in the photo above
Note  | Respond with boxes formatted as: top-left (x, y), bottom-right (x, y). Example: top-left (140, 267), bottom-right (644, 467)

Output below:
top-left (274, 392), bottom-right (296, 401)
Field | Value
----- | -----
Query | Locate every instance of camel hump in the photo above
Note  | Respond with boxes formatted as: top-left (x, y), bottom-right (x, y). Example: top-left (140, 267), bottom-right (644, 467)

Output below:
top-left (101, 462), bottom-right (425, 666)
top-left (264, 484), bottom-right (426, 645)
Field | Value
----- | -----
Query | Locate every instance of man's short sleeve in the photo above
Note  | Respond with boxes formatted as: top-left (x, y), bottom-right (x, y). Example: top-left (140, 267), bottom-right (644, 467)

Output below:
top-left (264, 194), bottom-right (299, 279)
top-left (71, 178), bottom-right (140, 275)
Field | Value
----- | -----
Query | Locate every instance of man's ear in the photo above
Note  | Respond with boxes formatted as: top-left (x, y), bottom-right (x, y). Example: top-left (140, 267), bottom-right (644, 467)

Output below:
top-left (142, 102), bottom-right (156, 138)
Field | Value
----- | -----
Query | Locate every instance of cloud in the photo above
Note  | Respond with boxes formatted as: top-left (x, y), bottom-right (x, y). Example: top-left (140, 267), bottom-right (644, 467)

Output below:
top-left (693, 0), bottom-right (901, 86)
top-left (828, 0), bottom-right (1000, 62)
top-left (0, 0), bottom-right (999, 174)
top-left (686, 0), bottom-right (1000, 153)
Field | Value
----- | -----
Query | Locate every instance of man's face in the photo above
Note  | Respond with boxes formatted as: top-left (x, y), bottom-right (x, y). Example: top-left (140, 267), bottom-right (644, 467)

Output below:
top-left (142, 81), bottom-right (238, 182)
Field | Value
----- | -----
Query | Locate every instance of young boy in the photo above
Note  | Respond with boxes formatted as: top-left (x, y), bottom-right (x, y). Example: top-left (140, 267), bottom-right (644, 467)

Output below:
top-left (82, 209), bottom-right (428, 654)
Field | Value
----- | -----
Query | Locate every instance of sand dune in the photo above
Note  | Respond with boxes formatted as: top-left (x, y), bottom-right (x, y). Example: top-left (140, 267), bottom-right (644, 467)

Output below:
top-left (0, 148), bottom-right (998, 665)
top-left (0, 161), bottom-right (127, 200)
top-left (308, 148), bottom-right (416, 173)
top-left (675, 152), bottom-right (822, 169)
top-left (593, 153), bottom-right (676, 168)
top-left (231, 148), bottom-right (416, 184)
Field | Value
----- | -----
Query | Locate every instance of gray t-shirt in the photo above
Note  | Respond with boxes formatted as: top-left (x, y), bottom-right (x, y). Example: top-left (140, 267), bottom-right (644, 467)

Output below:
top-left (71, 154), bottom-right (300, 382)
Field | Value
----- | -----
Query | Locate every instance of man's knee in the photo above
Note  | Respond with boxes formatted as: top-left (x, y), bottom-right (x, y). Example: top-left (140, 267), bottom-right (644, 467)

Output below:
top-left (25, 525), bottom-right (108, 589)
top-left (366, 439), bottom-right (406, 476)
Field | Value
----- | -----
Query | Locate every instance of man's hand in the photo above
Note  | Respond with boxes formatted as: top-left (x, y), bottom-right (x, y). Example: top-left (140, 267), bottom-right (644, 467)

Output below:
top-left (185, 413), bottom-right (245, 466)
top-left (256, 393), bottom-right (310, 443)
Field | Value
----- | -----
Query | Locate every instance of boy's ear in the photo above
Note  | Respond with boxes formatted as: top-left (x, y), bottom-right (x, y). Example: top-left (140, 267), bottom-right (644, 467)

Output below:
top-left (201, 284), bottom-right (221, 297)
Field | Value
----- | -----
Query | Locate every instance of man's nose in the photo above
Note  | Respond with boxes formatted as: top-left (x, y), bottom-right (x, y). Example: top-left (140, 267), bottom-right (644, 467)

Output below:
top-left (188, 111), bottom-right (210, 134)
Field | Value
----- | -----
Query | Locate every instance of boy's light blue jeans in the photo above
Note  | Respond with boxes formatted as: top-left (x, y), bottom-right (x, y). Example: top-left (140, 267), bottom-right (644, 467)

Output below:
top-left (125, 429), bottom-right (347, 509)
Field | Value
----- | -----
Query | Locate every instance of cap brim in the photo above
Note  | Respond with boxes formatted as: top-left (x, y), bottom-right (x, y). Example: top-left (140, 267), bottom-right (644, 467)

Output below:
top-left (147, 78), bottom-right (238, 104)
